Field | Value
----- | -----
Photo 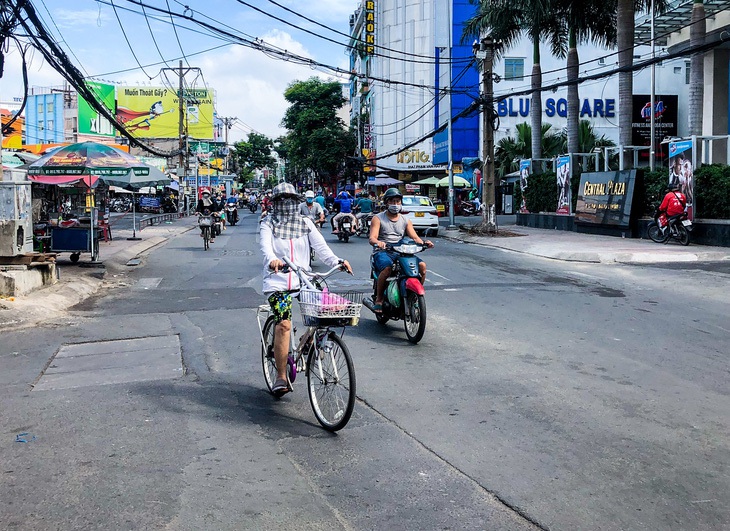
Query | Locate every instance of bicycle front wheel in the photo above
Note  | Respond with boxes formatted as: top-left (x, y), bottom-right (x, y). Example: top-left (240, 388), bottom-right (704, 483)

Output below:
top-left (261, 315), bottom-right (278, 393)
top-left (307, 332), bottom-right (356, 431)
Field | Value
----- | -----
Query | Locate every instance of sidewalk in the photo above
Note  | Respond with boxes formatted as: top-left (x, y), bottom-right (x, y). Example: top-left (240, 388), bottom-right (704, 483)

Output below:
top-left (0, 218), bottom-right (195, 330)
top-left (442, 223), bottom-right (730, 264)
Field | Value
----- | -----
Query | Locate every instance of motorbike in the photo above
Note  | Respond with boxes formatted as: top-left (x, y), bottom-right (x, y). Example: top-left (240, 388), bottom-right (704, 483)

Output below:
top-left (458, 200), bottom-right (477, 216)
top-left (225, 202), bottom-right (238, 225)
top-left (647, 209), bottom-right (691, 246)
top-left (336, 215), bottom-right (356, 243)
top-left (356, 212), bottom-right (375, 237)
top-left (248, 199), bottom-right (258, 213)
top-left (362, 238), bottom-right (429, 344)
top-left (211, 212), bottom-right (223, 238)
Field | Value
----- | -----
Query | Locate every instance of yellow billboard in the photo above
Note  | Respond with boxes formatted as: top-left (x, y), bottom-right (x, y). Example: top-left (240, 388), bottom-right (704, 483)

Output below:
top-left (116, 86), bottom-right (214, 139)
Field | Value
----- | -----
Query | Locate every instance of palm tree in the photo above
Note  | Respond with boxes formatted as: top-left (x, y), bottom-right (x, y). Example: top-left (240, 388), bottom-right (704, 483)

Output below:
top-left (555, 0), bottom-right (616, 155)
top-left (616, 0), bottom-right (667, 150)
top-left (463, 0), bottom-right (564, 163)
top-left (495, 122), bottom-right (563, 177)
top-left (689, 0), bottom-right (705, 137)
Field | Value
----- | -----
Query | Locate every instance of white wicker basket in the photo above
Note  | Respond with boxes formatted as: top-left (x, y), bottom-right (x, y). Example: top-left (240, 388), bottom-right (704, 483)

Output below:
top-left (298, 289), bottom-right (364, 326)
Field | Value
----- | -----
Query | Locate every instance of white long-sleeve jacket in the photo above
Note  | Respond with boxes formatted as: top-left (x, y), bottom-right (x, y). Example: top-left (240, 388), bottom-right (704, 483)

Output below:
top-left (260, 217), bottom-right (342, 294)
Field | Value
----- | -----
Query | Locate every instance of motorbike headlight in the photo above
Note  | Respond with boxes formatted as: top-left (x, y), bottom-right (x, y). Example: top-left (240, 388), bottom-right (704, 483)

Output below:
top-left (392, 243), bottom-right (420, 254)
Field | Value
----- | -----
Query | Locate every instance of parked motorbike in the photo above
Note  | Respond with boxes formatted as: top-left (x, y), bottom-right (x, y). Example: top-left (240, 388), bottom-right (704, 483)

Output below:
top-left (647, 209), bottom-right (691, 246)
top-left (336, 215), bottom-right (356, 243)
top-left (362, 238), bottom-right (429, 344)
top-left (225, 202), bottom-right (238, 225)
top-left (356, 212), bottom-right (375, 237)
top-left (458, 200), bottom-right (477, 216)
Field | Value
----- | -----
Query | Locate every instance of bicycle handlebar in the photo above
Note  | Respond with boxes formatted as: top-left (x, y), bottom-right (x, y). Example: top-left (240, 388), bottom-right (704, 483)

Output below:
top-left (277, 256), bottom-right (347, 290)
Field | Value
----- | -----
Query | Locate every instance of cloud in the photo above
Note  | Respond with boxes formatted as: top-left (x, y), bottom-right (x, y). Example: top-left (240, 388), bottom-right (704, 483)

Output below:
top-left (53, 9), bottom-right (111, 28)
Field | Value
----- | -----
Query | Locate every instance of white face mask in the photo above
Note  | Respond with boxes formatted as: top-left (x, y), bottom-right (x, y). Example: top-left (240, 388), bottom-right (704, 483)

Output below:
top-left (387, 204), bottom-right (402, 214)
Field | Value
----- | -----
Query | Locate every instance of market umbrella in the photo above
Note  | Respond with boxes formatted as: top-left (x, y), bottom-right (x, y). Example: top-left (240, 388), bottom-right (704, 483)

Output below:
top-left (27, 141), bottom-right (150, 186)
top-left (411, 176), bottom-right (441, 185)
top-left (436, 175), bottom-right (471, 188)
top-left (27, 142), bottom-right (151, 257)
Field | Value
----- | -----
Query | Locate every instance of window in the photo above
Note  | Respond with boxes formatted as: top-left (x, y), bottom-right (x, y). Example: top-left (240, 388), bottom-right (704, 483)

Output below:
top-left (47, 120), bottom-right (54, 134)
top-left (685, 61), bottom-right (691, 84)
top-left (37, 102), bottom-right (44, 114)
top-left (674, 66), bottom-right (682, 74)
top-left (598, 57), bottom-right (605, 65)
top-left (504, 58), bottom-right (524, 81)
top-left (46, 101), bottom-right (54, 114)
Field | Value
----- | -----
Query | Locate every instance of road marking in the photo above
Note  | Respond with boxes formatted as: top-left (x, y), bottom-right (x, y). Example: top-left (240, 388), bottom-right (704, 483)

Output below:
top-left (136, 277), bottom-right (163, 290)
top-left (428, 270), bottom-right (451, 282)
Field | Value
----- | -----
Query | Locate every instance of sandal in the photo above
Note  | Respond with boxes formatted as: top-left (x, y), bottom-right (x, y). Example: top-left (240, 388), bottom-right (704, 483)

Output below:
top-left (372, 302), bottom-right (383, 313)
top-left (272, 378), bottom-right (289, 395)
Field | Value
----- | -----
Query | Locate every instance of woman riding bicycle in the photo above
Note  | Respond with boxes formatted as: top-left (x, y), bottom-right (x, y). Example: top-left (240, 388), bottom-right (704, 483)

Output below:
top-left (259, 182), bottom-right (352, 395)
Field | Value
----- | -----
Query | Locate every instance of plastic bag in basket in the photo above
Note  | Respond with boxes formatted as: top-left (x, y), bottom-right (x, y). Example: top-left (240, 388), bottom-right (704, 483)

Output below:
top-left (321, 288), bottom-right (349, 313)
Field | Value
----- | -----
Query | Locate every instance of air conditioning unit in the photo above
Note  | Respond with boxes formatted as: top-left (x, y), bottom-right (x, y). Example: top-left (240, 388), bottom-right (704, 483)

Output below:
top-left (0, 182), bottom-right (33, 257)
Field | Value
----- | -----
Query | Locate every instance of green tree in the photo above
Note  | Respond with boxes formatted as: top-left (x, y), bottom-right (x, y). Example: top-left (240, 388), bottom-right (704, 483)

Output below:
top-left (554, 0), bottom-right (616, 155)
top-left (495, 122), bottom-right (563, 178)
top-left (464, 0), bottom-right (565, 161)
top-left (281, 78), bottom-right (356, 188)
top-left (233, 132), bottom-right (275, 184)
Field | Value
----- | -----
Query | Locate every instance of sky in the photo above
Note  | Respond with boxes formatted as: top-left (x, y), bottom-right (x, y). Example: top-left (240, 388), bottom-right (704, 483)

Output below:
top-left (1, 0), bottom-right (361, 143)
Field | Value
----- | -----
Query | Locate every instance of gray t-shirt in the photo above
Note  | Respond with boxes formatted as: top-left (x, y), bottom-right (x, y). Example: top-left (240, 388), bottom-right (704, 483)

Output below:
top-left (375, 212), bottom-right (408, 244)
top-left (299, 202), bottom-right (324, 221)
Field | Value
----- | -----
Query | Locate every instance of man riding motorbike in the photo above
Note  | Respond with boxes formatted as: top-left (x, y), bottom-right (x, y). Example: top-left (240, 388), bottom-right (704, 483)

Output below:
top-left (299, 190), bottom-right (326, 228)
top-left (369, 188), bottom-right (433, 312)
top-left (225, 193), bottom-right (239, 225)
top-left (658, 184), bottom-right (687, 232)
top-left (331, 191), bottom-right (358, 233)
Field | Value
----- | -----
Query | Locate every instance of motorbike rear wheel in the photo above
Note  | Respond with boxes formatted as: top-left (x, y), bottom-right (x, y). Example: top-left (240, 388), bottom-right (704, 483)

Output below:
top-left (404, 291), bottom-right (427, 344)
top-left (647, 222), bottom-right (668, 243)
top-left (676, 223), bottom-right (690, 246)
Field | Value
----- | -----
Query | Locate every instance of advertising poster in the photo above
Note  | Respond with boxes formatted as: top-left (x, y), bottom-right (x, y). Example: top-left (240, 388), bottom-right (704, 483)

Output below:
top-left (631, 95), bottom-right (678, 162)
top-left (1, 109), bottom-right (24, 148)
top-left (668, 140), bottom-right (694, 220)
top-left (519, 159), bottom-right (530, 213)
top-left (78, 81), bottom-right (116, 137)
top-left (117, 86), bottom-right (214, 139)
top-left (556, 155), bottom-right (571, 214)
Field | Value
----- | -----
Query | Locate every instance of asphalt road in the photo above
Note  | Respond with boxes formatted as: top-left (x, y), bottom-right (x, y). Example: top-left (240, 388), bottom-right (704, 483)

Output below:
top-left (1, 209), bottom-right (728, 530)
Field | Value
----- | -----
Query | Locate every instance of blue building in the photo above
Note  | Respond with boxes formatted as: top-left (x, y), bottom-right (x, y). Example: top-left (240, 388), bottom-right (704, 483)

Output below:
top-left (25, 93), bottom-right (66, 145)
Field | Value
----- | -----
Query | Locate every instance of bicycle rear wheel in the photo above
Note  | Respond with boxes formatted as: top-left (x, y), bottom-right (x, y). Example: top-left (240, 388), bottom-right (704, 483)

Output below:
top-left (261, 315), bottom-right (278, 393)
top-left (307, 332), bottom-right (356, 431)
top-left (203, 225), bottom-right (210, 250)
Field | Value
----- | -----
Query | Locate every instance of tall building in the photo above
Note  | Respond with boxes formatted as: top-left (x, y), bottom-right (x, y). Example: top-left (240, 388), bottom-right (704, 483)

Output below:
top-left (349, 0), bottom-right (480, 184)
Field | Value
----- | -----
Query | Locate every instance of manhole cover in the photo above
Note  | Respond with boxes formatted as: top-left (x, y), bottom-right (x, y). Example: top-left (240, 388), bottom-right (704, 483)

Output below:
top-left (34, 335), bottom-right (182, 391)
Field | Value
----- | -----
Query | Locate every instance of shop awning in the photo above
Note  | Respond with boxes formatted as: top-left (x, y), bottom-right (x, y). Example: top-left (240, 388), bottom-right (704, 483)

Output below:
top-left (27, 174), bottom-right (100, 187)
top-left (367, 176), bottom-right (402, 186)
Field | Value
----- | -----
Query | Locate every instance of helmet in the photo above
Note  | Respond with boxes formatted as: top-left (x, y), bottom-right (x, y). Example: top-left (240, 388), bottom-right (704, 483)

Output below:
top-left (271, 182), bottom-right (301, 200)
top-left (383, 188), bottom-right (402, 202)
top-left (339, 191), bottom-right (349, 199)
top-left (201, 188), bottom-right (211, 196)
top-left (305, 190), bottom-right (315, 199)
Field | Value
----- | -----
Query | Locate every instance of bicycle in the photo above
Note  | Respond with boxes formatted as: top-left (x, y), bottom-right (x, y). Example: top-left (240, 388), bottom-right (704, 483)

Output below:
top-left (256, 257), bottom-right (362, 431)
top-left (198, 214), bottom-right (212, 250)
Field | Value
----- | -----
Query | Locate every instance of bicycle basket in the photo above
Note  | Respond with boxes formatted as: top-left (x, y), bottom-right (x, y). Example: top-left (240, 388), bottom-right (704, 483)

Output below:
top-left (199, 216), bottom-right (213, 227)
top-left (298, 289), bottom-right (364, 327)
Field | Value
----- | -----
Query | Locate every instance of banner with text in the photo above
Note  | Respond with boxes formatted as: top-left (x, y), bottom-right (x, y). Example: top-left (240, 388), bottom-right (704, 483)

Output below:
top-left (556, 155), bottom-right (571, 215)
top-left (519, 159), bottom-right (530, 213)
top-left (668, 140), bottom-right (694, 221)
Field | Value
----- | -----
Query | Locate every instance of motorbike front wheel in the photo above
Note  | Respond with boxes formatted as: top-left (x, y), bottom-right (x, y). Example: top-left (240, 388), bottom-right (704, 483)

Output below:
top-left (647, 222), bottom-right (668, 243)
top-left (676, 223), bottom-right (690, 246)
top-left (404, 291), bottom-right (427, 344)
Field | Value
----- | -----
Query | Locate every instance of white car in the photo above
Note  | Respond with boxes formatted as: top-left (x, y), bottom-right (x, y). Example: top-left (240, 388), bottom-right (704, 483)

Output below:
top-left (401, 195), bottom-right (439, 236)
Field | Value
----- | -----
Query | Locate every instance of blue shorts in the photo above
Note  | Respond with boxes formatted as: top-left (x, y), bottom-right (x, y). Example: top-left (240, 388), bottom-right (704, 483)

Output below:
top-left (372, 250), bottom-right (422, 276)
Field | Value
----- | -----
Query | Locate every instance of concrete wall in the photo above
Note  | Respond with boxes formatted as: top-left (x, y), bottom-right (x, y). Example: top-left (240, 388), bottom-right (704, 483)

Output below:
top-left (0, 264), bottom-right (57, 296)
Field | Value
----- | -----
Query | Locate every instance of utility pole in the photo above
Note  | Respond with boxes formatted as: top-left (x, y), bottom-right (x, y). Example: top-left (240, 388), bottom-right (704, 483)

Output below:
top-left (220, 116), bottom-right (236, 175)
top-left (160, 61), bottom-right (201, 211)
top-left (476, 36), bottom-right (498, 232)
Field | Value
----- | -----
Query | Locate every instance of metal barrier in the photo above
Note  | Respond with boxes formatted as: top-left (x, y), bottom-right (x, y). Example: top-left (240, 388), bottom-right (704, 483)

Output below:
top-left (138, 212), bottom-right (185, 230)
